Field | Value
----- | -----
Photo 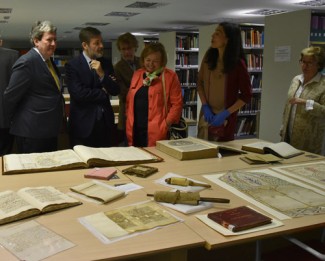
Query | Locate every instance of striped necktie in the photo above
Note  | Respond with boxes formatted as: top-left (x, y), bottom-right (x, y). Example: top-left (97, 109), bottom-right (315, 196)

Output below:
top-left (46, 60), bottom-right (60, 90)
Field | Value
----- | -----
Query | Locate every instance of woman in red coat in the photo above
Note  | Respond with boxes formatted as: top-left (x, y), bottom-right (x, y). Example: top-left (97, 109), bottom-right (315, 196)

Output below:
top-left (126, 42), bottom-right (183, 147)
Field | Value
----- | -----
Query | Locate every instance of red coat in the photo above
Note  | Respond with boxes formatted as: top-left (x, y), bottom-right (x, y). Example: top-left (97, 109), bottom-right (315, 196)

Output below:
top-left (126, 68), bottom-right (183, 146)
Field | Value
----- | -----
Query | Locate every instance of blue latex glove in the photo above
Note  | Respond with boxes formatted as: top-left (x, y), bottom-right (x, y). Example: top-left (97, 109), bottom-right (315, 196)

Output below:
top-left (202, 104), bottom-right (214, 123)
top-left (210, 109), bottom-right (230, 126)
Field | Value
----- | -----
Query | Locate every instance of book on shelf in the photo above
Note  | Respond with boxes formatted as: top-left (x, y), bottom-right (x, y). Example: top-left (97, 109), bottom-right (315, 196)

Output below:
top-left (207, 206), bottom-right (272, 232)
top-left (241, 141), bottom-right (304, 159)
top-left (0, 186), bottom-right (81, 226)
top-left (2, 146), bottom-right (162, 175)
top-left (70, 181), bottom-right (125, 204)
top-left (156, 137), bottom-right (245, 160)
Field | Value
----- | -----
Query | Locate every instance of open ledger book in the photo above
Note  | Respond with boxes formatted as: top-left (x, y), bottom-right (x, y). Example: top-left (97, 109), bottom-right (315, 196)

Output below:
top-left (2, 146), bottom-right (162, 174)
top-left (241, 141), bottom-right (304, 159)
top-left (156, 137), bottom-right (245, 160)
top-left (0, 186), bottom-right (81, 225)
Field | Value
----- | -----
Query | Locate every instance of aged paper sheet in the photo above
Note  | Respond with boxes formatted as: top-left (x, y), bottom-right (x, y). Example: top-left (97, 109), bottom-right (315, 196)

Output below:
top-left (0, 220), bottom-right (75, 261)
top-left (73, 145), bottom-right (156, 162)
top-left (272, 161), bottom-right (325, 189)
top-left (79, 201), bottom-right (181, 244)
top-left (204, 169), bottom-right (325, 220)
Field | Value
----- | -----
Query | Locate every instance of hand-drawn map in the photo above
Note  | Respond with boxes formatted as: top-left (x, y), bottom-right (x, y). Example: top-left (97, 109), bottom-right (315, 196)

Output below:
top-left (204, 169), bottom-right (325, 219)
top-left (272, 161), bottom-right (325, 189)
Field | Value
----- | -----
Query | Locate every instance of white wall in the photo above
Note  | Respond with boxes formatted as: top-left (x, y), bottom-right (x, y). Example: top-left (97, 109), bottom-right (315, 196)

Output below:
top-left (259, 9), bottom-right (311, 142)
top-left (158, 31), bottom-right (176, 70)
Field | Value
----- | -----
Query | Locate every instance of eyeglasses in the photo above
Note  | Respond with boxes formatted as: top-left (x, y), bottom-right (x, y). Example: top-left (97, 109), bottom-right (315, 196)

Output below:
top-left (299, 59), bottom-right (317, 67)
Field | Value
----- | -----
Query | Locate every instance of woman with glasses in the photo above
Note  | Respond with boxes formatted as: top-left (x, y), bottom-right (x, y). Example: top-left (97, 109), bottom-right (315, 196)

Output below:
top-left (280, 46), bottom-right (325, 155)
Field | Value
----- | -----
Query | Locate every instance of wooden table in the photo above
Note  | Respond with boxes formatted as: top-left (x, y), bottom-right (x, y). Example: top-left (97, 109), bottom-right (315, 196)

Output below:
top-left (0, 139), bottom-right (324, 260)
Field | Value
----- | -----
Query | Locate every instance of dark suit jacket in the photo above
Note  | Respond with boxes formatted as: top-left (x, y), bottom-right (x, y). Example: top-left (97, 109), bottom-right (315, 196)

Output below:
top-left (65, 54), bottom-right (120, 138)
top-left (0, 47), bottom-right (19, 128)
top-left (4, 48), bottom-right (64, 138)
top-left (114, 57), bottom-right (140, 130)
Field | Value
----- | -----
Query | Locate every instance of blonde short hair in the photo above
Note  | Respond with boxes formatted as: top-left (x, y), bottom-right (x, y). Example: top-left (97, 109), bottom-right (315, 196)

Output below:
top-left (301, 46), bottom-right (325, 72)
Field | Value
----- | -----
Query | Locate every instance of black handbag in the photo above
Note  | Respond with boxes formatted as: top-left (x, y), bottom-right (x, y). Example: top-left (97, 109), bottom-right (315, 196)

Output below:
top-left (168, 117), bottom-right (188, 139)
top-left (162, 72), bottom-right (188, 140)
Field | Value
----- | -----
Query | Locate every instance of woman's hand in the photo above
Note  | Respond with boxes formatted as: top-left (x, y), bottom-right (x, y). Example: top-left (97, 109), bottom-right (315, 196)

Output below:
top-left (289, 97), bottom-right (306, 105)
top-left (202, 104), bottom-right (214, 123)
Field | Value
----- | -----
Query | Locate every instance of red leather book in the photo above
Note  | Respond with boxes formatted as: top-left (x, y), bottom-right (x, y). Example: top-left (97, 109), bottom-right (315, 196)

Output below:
top-left (207, 206), bottom-right (272, 232)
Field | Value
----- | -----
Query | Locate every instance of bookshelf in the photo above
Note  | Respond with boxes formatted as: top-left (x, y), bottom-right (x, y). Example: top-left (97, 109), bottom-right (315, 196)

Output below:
top-left (236, 24), bottom-right (264, 138)
top-left (260, 9), bottom-right (323, 142)
top-left (310, 12), bottom-right (325, 45)
top-left (53, 49), bottom-right (80, 94)
top-left (159, 31), bottom-right (199, 137)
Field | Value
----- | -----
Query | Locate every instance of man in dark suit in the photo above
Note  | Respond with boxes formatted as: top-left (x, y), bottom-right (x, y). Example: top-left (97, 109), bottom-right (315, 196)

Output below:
top-left (0, 37), bottom-right (19, 156)
top-left (114, 32), bottom-right (141, 146)
top-left (65, 27), bottom-right (120, 148)
top-left (4, 21), bottom-right (64, 153)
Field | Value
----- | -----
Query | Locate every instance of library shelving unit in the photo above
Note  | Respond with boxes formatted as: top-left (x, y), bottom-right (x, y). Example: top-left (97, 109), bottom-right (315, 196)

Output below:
top-left (175, 33), bottom-right (199, 124)
top-left (310, 12), bottom-right (325, 46)
top-left (159, 31), bottom-right (199, 137)
top-left (236, 24), bottom-right (264, 139)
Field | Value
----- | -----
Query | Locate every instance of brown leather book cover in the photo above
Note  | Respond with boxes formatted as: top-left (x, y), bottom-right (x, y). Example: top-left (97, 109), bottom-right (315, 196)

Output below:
top-left (207, 206), bottom-right (272, 232)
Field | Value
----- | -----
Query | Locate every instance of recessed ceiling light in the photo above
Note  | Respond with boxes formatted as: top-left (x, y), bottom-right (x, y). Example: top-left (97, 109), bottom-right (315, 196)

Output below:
top-left (125, 1), bottom-right (169, 8)
top-left (295, 0), bottom-right (325, 6)
top-left (0, 8), bottom-right (12, 14)
top-left (105, 12), bottom-right (140, 17)
top-left (245, 9), bottom-right (287, 16)
top-left (84, 22), bottom-right (109, 26)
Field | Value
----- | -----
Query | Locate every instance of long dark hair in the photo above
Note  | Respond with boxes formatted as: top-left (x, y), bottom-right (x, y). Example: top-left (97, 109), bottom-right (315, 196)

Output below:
top-left (205, 22), bottom-right (245, 73)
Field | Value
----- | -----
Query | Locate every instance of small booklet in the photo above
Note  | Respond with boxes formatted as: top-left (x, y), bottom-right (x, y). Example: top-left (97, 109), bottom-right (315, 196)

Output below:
top-left (240, 153), bottom-right (283, 164)
top-left (0, 186), bottom-right (82, 226)
top-left (84, 167), bottom-right (117, 180)
top-left (70, 181), bottom-right (125, 204)
top-left (207, 206), bottom-right (272, 232)
top-left (241, 141), bottom-right (304, 159)
top-left (122, 164), bottom-right (158, 178)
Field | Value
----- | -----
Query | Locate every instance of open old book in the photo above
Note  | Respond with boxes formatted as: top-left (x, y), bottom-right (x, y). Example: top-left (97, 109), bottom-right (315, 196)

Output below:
top-left (156, 137), bottom-right (245, 160)
top-left (2, 146), bottom-right (162, 175)
top-left (0, 186), bottom-right (81, 225)
top-left (241, 141), bottom-right (304, 159)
